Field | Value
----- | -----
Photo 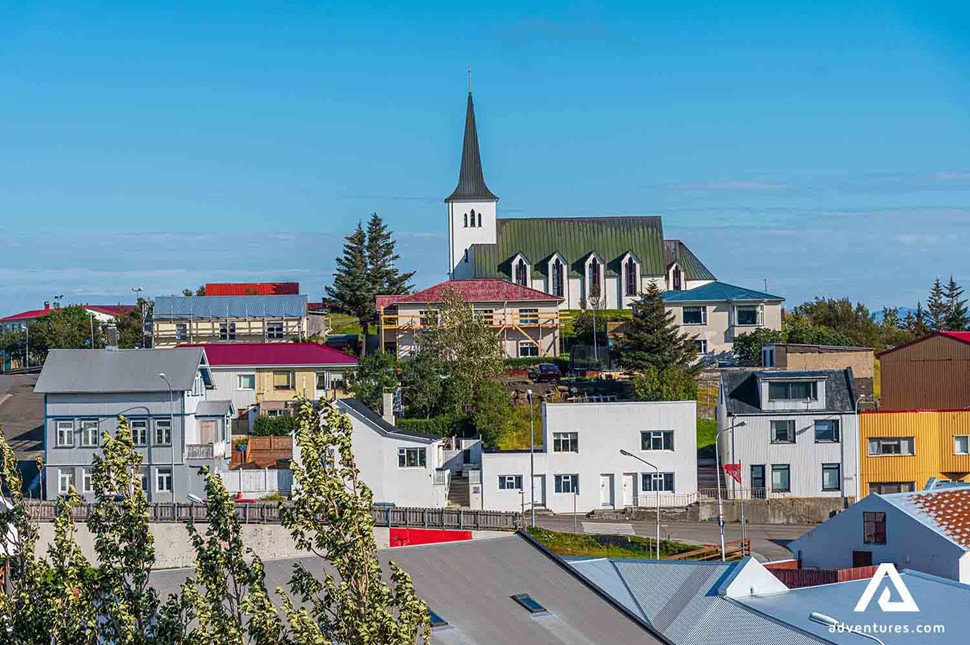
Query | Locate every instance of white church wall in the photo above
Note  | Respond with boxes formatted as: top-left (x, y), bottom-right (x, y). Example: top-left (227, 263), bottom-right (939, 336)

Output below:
top-left (449, 201), bottom-right (497, 279)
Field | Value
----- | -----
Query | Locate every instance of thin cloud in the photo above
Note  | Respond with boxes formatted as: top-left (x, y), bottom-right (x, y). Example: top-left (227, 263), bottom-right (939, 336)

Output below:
top-left (666, 180), bottom-right (794, 192)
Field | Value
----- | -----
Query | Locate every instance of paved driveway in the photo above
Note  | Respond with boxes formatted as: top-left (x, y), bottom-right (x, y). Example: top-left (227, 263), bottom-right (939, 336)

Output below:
top-left (536, 515), bottom-right (812, 562)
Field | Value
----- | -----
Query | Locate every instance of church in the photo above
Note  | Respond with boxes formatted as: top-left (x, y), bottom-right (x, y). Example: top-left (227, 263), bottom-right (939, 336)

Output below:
top-left (445, 90), bottom-right (716, 311)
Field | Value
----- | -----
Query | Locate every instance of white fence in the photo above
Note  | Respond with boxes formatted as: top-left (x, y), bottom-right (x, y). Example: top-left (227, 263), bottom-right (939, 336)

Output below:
top-left (221, 469), bottom-right (293, 497)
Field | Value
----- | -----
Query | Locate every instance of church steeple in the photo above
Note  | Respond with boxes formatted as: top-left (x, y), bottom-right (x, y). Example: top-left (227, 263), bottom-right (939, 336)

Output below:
top-left (445, 92), bottom-right (499, 203)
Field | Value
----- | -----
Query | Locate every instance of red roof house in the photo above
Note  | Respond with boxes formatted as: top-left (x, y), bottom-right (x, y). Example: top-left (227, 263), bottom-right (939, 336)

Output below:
top-left (204, 282), bottom-right (300, 296)
top-left (377, 278), bottom-right (561, 311)
top-left (183, 343), bottom-right (357, 367)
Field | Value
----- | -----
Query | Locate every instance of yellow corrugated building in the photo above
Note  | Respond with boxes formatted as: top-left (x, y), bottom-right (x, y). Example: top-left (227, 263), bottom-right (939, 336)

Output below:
top-left (860, 410), bottom-right (970, 495)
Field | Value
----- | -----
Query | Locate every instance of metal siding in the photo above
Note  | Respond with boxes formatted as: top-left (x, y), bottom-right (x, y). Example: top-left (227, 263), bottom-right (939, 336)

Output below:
top-left (153, 294), bottom-right (307, 319)
top-left (880, 334), bottom-right (970, 410)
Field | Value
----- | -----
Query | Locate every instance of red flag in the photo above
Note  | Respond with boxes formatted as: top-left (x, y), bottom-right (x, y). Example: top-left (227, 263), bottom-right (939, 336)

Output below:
top-left (723, 463), bottom-right (742, 483)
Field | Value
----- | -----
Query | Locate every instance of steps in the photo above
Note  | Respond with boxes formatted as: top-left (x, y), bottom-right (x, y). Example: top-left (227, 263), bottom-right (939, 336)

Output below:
top-left (447, 473), bottom-right (470, 508)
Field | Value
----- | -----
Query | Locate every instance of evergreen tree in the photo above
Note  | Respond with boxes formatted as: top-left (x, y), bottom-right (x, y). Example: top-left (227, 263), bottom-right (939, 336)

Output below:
top-left (366, 213), bottom-right (414, 299)
top-left (927, 277), bottom-right (949, 330)
top-left (905, 301), bottom-right (931, 338)
top-left (944, 275), bottom-right (969, 331)
top-left (616, 282), bottom-right (698, 372)
top-left (326, 222), bottom-right (374, 336)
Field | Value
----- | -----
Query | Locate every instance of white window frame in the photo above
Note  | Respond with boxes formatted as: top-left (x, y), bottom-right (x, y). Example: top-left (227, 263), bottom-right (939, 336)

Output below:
top-left (57, 469), bottom-right (73, 495)
top-left (814, 419), bottom-right (841, 444)
top-left (552, 432), bottom-right (579, 453)
top-left (219, 321), bottom-right (237, 341)
top-left (640, 430), bottom-right (674, 451)
top-left (156, 467), bottom-right (173, 493)
top-left (694, 339), bottom-right (708, 355)
top-left (175, 323), bottom-right (188, 342)
top-left (498, 475), bottom-right (523, 490)
top-left (267, 321), bottom-right (285, 339)
top-left (771, 464), bottom-right (791, 492)
top-left (55, 420), bottom-right (73, 447)
top-left (517, 341), bottom-right (539, 358)
top-left (397, 447), bottom-right (427, 469)
top-left (955, 435), bottom-right (969, 455)
top-left (770, 420), bottom-right (796, 444)
top-left (273, 370), bottom-right (296, 390)
top-left (734, 304), bottom-right (763, 326)
top-left (80, 468), bottom-right (94, 495)
top-left (682, 306), bottom-right (707, 325)
top-left (641, 472), bottom-right (675, 492)
top-left (154, 418), bottom-right (172, 446)
top-left (130, 419), bottom-right (149, 446)
top-left (868, 437), bottom-right (915, 456)
top-left (79, 419), bottom-right (99, 448)
top-left (237, 373), bottom-right (256, 390)
top-left (554, 474), bottom-right (579, 494)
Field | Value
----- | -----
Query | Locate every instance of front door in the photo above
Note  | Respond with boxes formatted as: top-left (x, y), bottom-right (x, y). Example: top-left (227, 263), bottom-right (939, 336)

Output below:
top-left (853, 551), bottom-right (873, 567)
top-left (750, 465), bottom-right (766, 499)
top-left (622, 473), bottom-right (637, 507)
top-left (599, 474), bottom-right (615, 508)
top-left (531, 474), bottom-right (546, 509)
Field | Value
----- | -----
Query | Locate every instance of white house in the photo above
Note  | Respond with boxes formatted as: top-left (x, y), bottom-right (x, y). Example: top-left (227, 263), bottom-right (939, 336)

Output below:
top-left (292, 399), bottom-right (450, 508)
top-left (718, 368), bottom-right (860, 500)
top-left (787, 487), bottom-right (970, 583)
top-left (478, 400), bottom-right (697, 514)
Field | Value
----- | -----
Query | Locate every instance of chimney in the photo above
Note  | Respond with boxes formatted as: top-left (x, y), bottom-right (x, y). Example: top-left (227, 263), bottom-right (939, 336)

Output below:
top-left (382, 392), bottom-right (395, 425)
top-left (104, 324), bottom-right (119, 350)
top-left (43, 301), bottom-right (50, 311)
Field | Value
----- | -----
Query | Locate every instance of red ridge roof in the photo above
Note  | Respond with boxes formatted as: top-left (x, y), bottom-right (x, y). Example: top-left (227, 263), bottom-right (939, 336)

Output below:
top-left (182, 343), bottom-right (357, 367)
top-left (378, 279), bottom-right (561, 309)
top-left (205, 282), bottom-right (300, 296)
top-left (1, 303), bottom-right (134, 323)
top-left (940, 331), bottom-right (970, 343)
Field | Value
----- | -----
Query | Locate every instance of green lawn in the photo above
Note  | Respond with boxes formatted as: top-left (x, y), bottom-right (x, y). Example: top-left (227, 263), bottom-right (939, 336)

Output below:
top-left (696, 418), bottom-right (717, 459)
top-left (527, 527), bottom-right (696, 559)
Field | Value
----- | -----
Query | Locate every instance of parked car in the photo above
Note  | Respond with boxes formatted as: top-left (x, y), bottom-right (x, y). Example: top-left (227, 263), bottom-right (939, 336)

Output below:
top-left (528, 363), bottom-right (562, 383)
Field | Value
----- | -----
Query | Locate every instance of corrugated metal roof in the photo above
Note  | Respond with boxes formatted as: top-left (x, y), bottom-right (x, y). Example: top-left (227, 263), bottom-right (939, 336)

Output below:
top-left (182, 343), bottom-right (357, 367)
top-left (382, 279), bottom-right (561, 306)
top-left (663, 240), bottom-right (716, 281)
top-left (204, 282), bottom-right (300, 296)
top-left (471, 216), bottom-right (666, 279)
top-left (153, 294), bottom-right (307, 319)
top-left (445, 93), bottom-right (498, 203)
top-left (721, 368), bottom-right (856, 415)
top-left (196, 400), bottom-right (233, 417)
top-left (35, 348), bottom-right (205, 393)
top-left (662, 281), bottom-right (783, 303)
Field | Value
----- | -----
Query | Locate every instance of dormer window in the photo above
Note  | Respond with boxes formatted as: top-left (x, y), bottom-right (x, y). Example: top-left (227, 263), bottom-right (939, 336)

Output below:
top-left (622, 254), bottom-right (640, 297)
top-left (586, 256), bottom-right (602, 301)
top-left (514, 258), bottom-right (529, 286)
top-left (551, 258), bottom-right (564, 297)
top-left (768, 381), bottom-right (818, 401)
top-left (673, 266), bottom-right (682, 291)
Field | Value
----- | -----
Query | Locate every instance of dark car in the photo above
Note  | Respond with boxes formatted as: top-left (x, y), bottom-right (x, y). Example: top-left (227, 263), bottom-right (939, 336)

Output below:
top-left (528, 363), bottom-right (562, 383)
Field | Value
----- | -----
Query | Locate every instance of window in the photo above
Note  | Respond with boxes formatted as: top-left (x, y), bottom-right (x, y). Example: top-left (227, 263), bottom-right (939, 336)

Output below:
top-left (267, 408), bottom-right (291, 417)
top-left (511, 594), bottom-right (546, 615)
top-left (130, 419), bottom-right (148, 446)
top-left (552, 432), bottom-right (579, 453)
top-left (397, 447), bottom-right (427, 468)
top-left (154, 419), bottom-right (172, 446)
top-left (156, 468), bottom-right (173, 493)
top-left (870, 482), bottom-right (915, 495)
top-left (694, 339), bottom-right (708, 355)
top-left (473, 308), bottom-right (494, 325)
top-left (139, 469), bottom-right (148, 492)
top-left (587, 259), bottom-right (601, 299)
top-left (554, 474), bottom-right (579, 494)
top-left (771, 465), bottom-right (791, 492)
top-left (518, 308), bottom-right (539, 325)
top-left (192, 373), bottom-right (205, 396)
top-left (316, 372), bottom-right (327, 389)
top-left (517, 341), bottom-right (539, 358)
top-left (57, 469), bottom-right (73, 495)
top-left (175, 323), bottom-right (188, 342)
top-left (683, 306), bottom-right (707, 325)
top-left (463, 212), bottom-right (468, 227)
top-left (672, 266), bottom-right (682, 291)
top-left (762, 347), bottom-right (776, 367)
top-left (79, 419), bottom-right (99, 447)
top-left (80, 469), bottom-right (94, 494)
top-left (814, 420), bottom-right (840, 443)
top-left (624, 256), bottom-right (638, 297)
top-left (640, 430), bottom-right (674, 451)
top-left (735, 305), bottom-right (762, 326)
top-left (273, 371), bottom-right (295, 390)
top-left (477, 212), bottom-right (482, 227)
top-left (514, 259), bottom-right (528, 286)
top-left (551, 258), bottom-right (564, 297)
top-left (868, 437), bottom-right (915, 456)
top-left (238, 373), bottom-right (256, 390)
top-left (55, 420), bottom-right (73, 447)
top-left (955, 436), bottom-right (969, 455)
top-left (464, 249), bottom-right (468, 263)
top-left (641, 472), bottom-right (675, 492)
top-left (770, 420), bottom-right (796, 444)
top-left (429, 610), bottom-right (449, 629)
top-left (863, 511), bottom-right (886, 545)
top-left (822, 464), bottom-right (841, 492)
top-left (329, 371), bottom-right (346, 391)
top-left (767, 381), bottom-right (817, 401)
top-left (750, 465), bottom-right (766, 490)
top-left (219, 321), bottom-right (237, 341)
top-left (267, 321), bottom-right (285, 339)
top-left (498, 475), bottom-right (523, 490)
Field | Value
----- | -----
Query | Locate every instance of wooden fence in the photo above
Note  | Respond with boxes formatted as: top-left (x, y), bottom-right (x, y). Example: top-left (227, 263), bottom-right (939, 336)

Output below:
top-left (667, 538), bottom-right (750, 561)
top-left (25, 501), bottom-right (518, 530)
top-left (768, 565), bottom-right (879, 589)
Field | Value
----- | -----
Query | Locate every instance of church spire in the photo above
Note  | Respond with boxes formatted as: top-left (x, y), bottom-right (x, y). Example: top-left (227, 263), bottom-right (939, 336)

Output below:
top-left (445, 90), bottom-right (499, 203)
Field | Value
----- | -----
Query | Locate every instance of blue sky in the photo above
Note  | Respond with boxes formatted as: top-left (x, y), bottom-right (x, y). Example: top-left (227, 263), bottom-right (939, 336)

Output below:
top-left (1, 1), bottom-right (969, 314)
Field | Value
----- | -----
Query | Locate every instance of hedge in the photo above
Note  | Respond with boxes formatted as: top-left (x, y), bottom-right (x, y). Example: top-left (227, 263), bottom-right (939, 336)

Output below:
top-left (251, 414), bottom-right (299, 436)
top-left (395, 414), bottom-right (467, 437)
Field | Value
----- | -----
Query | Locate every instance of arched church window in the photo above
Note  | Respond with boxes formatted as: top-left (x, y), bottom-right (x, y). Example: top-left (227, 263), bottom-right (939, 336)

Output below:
top-left (673, 266), bottom-right (682, 291)
top-left (514, 259), bottom-right (528, 286)
top-left (470, 209), bottom-right (476, 227)
top-left (477, 212), bottom-right (482, 227)
top-left (588, 259), bottom-right (601, 299)
top-left (464, 213), bottom-right (468, 228)
top-left (551, 259), bottom-right (564, 297)
top-left (625, 257), bottom-right (638, 297)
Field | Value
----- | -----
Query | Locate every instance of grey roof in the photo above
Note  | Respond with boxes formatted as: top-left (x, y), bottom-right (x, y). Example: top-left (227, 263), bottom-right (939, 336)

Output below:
top-left (149, 533), bottom-right (665, 644)
top-left (445, 92), bottom-right (498, 203)
top-left (195, 400), bottom-right (234, 417)
top-left (338, 399), bottom-right (442, 442)
top-left (153, 294), bottom-right (307, 320)
top-left (737, 570), bottom-right (968, 644)
top-left (720, 368), bottom-right (856, 416)
top-left (0, 374), bottom-right (43, 458)
top-left (568, 558), bottom-right (826, 644)
top-left (35, 348), bottom-right (206, 394)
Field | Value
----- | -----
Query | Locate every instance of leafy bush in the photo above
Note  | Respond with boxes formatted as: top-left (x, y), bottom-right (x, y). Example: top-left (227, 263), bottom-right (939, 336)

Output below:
top-left (395, 414), bottom-right (466, 437)
top-left (631, 365), bottom-right (698, 402)
top-left (251, 414), bottom-right (299, 436)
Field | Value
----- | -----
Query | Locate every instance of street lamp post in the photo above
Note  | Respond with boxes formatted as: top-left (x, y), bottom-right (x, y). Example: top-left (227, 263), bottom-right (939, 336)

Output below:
top-left (715, 419), bottom-right (747, 560)
top-left (527, 389), bottom-right (536, 529)
top-left (619, 449), bottom-right (661, 560)
top-left (158, 372), bottom-right (175, 503)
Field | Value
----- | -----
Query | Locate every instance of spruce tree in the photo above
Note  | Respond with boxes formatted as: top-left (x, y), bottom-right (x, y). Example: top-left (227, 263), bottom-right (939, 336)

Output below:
top-left (616, 282), bottom-right (698, 372)
top-left (906, 301), bottom-right (930, 338)
top-left (927, 277), bottom-right (949, 330)
top-left (366, 213), bottom-right (414, 298)
top-left (944, 275), bottom-right (969, 331)
top-left (326, 222), bottom-right (375, 336)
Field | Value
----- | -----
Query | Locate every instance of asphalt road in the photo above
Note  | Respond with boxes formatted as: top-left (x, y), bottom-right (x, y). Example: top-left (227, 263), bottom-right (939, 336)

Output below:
top-left (535, 515), bottom-right (812, 562)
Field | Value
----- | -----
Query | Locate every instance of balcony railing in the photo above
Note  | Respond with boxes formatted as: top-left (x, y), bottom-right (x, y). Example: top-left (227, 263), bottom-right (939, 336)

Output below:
top-left (380, 311), bottom-right (559, 330)
top-left (186, 444), bottom-right (215, 460)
